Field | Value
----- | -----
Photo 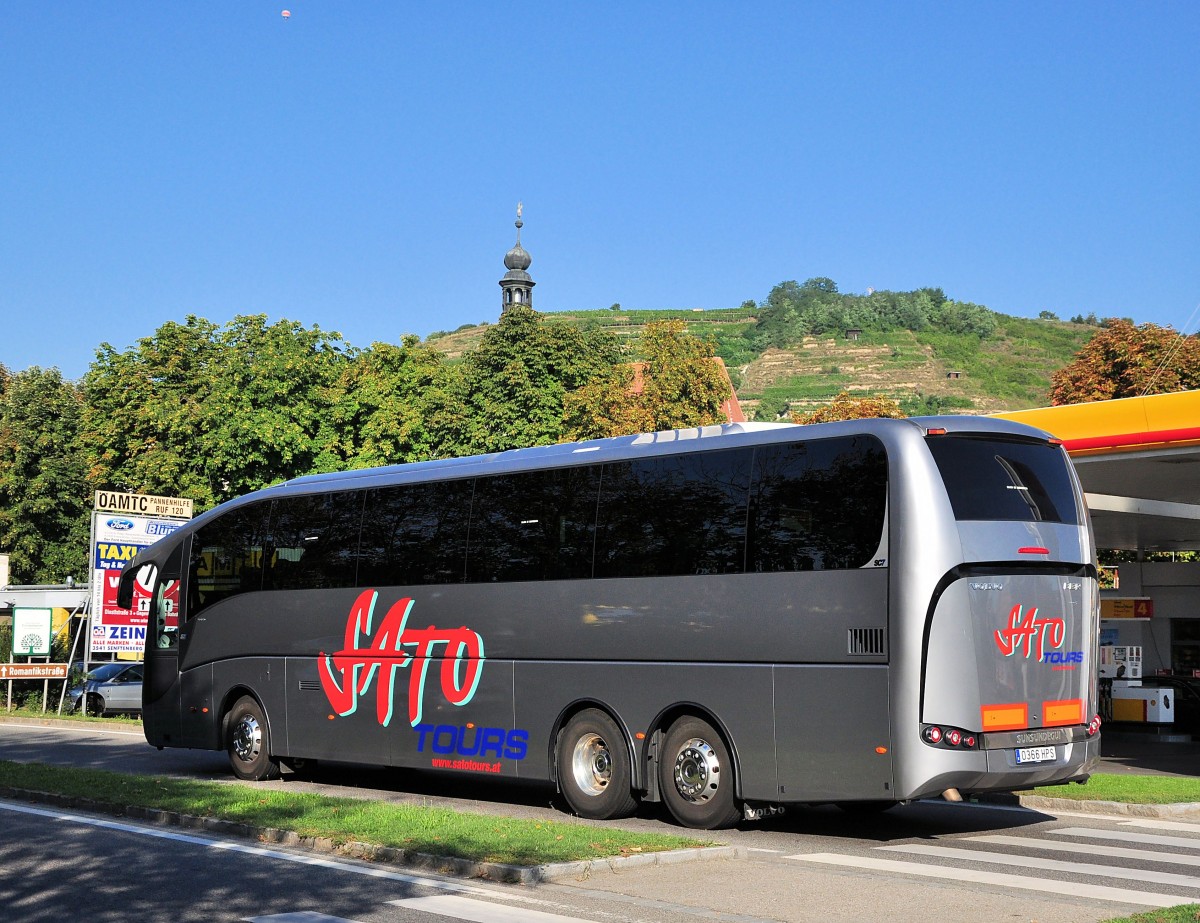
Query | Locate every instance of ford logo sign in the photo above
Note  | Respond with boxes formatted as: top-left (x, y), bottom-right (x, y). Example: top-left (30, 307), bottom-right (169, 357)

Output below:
top-left (106, 519), bottom-right (135, 531)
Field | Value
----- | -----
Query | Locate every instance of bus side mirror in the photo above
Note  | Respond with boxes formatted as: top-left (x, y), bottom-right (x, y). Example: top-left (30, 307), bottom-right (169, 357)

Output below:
top-left (116, 564), bottom-right (138, 609)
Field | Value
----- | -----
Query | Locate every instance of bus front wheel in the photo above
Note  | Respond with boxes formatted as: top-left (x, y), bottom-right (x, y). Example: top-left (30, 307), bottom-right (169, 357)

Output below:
top-left (226, 696), bottom-right (281, 781)
top-left (659, 715), bottom-right (742, 829)
top-left (556, 709), bottom-right (638, 820)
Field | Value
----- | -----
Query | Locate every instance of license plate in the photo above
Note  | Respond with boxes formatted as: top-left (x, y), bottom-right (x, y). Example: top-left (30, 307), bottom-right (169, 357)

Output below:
top-left (1015, 746), bottom-right (1057, 764)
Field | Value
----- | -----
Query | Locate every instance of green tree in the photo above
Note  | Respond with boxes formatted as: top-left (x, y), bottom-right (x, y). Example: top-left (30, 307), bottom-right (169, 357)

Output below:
top-left (792, 391), bottom-right (905, 424)
top-left (332, 336), bottom-right (449, 468)
top-left (802, 277), bottom-right (839, 294)
top-left (0, 367), bottom-right (90, 583)
top-left (434, 306), bottom-right (622, 455)
top-left (562, 320), bottom-right (732, 440)
top-left (82, 315), bottom-right (351, 509)
top-left (1050, 320), bottom-right (1200, 405)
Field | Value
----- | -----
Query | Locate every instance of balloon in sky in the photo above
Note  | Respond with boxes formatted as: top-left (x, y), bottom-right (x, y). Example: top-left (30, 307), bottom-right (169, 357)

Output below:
top-left (281, 9), bottom-right (291, 19)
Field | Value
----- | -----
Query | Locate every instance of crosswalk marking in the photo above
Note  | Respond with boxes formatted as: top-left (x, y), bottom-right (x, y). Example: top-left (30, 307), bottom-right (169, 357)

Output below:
top-left (878, 843), bottom-right (1200, 889)
top-left (1119, 818), bottom-right (1200, 834)
top-left (1051, 826), bottom-right (1200, 850)
top-left (972, 833), bottom-right (1200, 867)
top-left (788, 853), bottom-right (1181, 908)
top-left (391, 895), bottom-right (599, 922)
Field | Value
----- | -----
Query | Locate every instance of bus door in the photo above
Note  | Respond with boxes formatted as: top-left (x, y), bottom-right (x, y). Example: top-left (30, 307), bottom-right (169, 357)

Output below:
top-left (130, 543), bottom-right (185, 747)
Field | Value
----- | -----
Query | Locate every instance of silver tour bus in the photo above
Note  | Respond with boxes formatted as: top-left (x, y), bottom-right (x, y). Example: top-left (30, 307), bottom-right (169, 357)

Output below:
top-left (119, 416), bottom-right (1101, 829)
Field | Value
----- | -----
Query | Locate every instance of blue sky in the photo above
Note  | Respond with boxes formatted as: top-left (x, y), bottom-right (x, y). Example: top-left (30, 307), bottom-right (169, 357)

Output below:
top-left (2, 3), bottom-right (1197, 380)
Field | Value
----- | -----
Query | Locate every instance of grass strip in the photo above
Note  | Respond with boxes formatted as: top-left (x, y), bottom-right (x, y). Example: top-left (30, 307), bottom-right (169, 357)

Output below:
top-left (1026, 773), bottom-right (1200, 805)
top-left (0, 760), bottom-right (708, 866)
top-left (1101, 905), bottom-right (1200, 923)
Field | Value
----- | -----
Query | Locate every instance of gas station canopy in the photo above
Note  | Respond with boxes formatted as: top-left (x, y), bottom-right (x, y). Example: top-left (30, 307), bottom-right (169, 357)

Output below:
top-left (997, 390), bottom-right (1200, 552)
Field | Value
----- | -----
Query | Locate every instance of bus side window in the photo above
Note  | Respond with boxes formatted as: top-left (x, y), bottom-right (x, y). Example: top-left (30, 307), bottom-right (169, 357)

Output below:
top-left (749, 436), bottom-right (887, 572)
top-left (189, 503), bottom-right (270, 619)
top-left (359, 479), bottom-right (473, 587)
top-left (264, 491), bottom-right (364, 591)
top-left (467, 465), bottom-right (601, 583)
top-left (594, 448), bottom-right (752, 579)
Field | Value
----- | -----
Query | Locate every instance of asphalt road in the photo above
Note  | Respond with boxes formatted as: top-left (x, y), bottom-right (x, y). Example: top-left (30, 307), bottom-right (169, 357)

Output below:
top-left (3, 720), bottom-right (1200, 923)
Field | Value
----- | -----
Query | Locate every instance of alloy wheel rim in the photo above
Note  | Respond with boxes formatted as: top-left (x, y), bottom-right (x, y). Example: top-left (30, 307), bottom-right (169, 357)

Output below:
top-left (571, 732), bottom-right (613, 796)
top-left (673, 737), bottom-right (721, 804)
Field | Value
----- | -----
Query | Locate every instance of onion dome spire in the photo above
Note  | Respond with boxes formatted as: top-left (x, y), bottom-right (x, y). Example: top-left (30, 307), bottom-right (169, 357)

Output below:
top-left (499, 202), bottom-right (535, 312)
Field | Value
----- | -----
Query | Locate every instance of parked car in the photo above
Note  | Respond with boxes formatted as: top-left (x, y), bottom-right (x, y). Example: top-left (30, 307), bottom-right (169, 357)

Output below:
top-left (1138, 675), bottom-right (1200, 736)
top-left (68, 662), bottom-right (144, 716)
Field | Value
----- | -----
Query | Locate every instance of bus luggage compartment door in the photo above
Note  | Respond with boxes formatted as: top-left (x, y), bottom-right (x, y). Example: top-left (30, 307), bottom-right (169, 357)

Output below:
top-left (774, 665), bottom-right (894, 801)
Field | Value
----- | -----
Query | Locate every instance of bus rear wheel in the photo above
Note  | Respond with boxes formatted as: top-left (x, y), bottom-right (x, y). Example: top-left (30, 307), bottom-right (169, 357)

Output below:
top-left (226, 696), bottom-right (281, 781)
top-left (557, 709), bottom-right (638, 820)
top-left (659, 715), bottom-right (742, 829)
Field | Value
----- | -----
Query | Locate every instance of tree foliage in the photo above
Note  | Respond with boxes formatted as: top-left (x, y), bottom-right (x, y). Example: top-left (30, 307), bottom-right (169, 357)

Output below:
top-left (0, 367), bottom-right (90, 583)
top-left (791, 391), bottom-right (906, 425)
top-left (332, 335), bottom-right (449, 468)
top-left (434, 306), bottom-right (623, 456)
top-left (1049, 320), bottom-right (1200, 405)
top-left (562, 321), bottom-right (732, 440)
top-left (749, 278), bottom-right (995, 351)
top-left (82, 315), bottom-right (351, 508)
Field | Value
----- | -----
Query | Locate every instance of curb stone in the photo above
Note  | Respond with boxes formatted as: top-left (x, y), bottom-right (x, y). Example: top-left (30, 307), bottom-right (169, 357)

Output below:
top-left (0, 785), bottom-right (744, 884)
top-left (1011, 794), bottom-right (1200, 818)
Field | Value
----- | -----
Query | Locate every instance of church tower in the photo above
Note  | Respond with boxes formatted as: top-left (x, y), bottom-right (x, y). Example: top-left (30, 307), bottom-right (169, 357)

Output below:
top-left (499, 202), bottom-right (534, 312)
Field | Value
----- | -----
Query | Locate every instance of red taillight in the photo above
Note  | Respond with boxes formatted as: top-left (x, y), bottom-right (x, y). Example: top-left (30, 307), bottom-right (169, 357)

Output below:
top-left (922, 723), bottom-right (978, 749)
top-left (927, 427), bottom-right (947, 436)
top-left (1018, 546), bottom-right (1050, 555)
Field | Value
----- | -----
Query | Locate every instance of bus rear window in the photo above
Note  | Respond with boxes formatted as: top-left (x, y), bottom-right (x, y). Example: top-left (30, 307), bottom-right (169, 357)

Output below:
top-left (926, 437), bottom-right (1080, 524)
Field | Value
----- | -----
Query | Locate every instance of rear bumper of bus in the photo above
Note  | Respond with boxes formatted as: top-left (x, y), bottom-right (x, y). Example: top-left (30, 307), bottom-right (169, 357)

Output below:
top-left (899, 734), bottom-right (1102, 801)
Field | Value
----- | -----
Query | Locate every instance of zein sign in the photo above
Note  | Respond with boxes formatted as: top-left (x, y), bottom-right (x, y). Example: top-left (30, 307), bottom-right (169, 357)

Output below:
top-left (90, 492), bottom-right (191, 655)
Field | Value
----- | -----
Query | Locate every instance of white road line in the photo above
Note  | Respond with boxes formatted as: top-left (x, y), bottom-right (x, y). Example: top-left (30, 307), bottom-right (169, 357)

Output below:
top-left (880, 843), bottom-right (1200, 889)
top-left (1120, 818), bottom-right (1200, 833)
top-left (0, 722), bottom-right (145, 738)
top-left (246, 914), bottom-right (363, 922)
top-left (0, 799), bottom-right (498, 897)
top-left (1042, 809), bottom-right (1140, 821)
top-left (972, 833), bottom-right (1200, 867)
top-left (1051, 826), bottom-right (1200, 850)
top-left (391, 895), bottom-right (598, 922)
top-left (788, 853), bottom-right (1180, 908)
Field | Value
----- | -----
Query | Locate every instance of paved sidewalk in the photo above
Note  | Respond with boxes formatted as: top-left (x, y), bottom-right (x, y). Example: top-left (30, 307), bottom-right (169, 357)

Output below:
top-left (1099, 728), bottom-right (1200, 777)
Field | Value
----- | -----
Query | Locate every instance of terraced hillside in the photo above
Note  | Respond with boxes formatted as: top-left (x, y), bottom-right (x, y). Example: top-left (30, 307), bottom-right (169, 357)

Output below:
top-left (424, 307), bottom-right (1096, 419)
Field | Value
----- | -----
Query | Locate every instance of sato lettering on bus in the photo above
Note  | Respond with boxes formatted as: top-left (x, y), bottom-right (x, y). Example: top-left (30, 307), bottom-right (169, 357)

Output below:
top-left (993, 603), bottom-right (1082, 669)
top-left (318, 590), bottom-right (485, 727)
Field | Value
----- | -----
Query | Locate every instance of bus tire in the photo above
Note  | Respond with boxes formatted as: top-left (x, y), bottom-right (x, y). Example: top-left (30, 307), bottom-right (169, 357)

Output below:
top-left (226, 696), bottom-right (281, 781)
top-left (659, 715), bottom-right (742, 829)
top-left (556, 709), bottom-right (638, 820)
